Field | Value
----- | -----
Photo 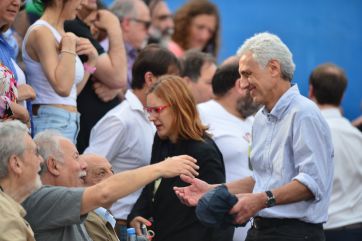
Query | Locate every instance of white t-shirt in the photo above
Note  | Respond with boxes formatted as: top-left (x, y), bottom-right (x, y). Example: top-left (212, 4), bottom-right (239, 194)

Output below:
top-left (198, 99), bottom-right (253, 241)
top-left (198, 100), bottom-right (253, 181)
top-left (85, 90), bottom-right (155, 219)
top-left (321, 108), bottom-right (362, 229)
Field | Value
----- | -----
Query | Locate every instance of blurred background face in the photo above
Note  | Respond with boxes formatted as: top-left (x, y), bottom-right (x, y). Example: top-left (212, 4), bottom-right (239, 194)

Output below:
top-left (127, 1), bottom-right (151, 49)
top-left (150, 1), bottom-right (174, 37)
top-left (188, 14), bottom-right (216, 50)
top-left (190, 61), bottom-right (217, 103)
top-left (63, 0), bottom-right (84, 20)
top-left (57, 139), bottom-right (87, 187)
top-left (81, 0), bottom-right (97, 11)
top-left (146, 92), bottom-right (176, 141)
top-left (0, 0), bottom-right (20, 27)
top-left (83, 155), bottom-right (113, 186)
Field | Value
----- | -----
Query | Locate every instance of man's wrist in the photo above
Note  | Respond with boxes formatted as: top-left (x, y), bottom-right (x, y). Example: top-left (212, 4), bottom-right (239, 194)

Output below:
top-left (265, 190), bottom-right (276, 208)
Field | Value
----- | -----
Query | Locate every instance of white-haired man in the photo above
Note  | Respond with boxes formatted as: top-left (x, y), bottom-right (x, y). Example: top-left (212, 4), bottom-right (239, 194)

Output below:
top-left (174, 32), bottom-right (334, 241)
top-left (22, 130), bottom-right (199, 241)
top-left (0, 120), bottom-right (43, 241)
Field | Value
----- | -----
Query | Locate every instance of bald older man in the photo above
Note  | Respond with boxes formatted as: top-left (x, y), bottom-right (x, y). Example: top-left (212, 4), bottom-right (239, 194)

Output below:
top-left (82, 153), bottom-right (118, 241)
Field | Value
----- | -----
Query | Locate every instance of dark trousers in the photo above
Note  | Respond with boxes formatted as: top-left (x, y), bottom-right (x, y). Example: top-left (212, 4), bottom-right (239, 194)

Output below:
top-left (325, 223), bottom-right (362, 241)
top-left (245, 217), bottom-right (325, 241)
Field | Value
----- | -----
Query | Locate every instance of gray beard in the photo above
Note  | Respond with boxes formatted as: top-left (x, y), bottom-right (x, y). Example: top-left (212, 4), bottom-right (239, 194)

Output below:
top-left (236, 94), bottom-right (261, 118)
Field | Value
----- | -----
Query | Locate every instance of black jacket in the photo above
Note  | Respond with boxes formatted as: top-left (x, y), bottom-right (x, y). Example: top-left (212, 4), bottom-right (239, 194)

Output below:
top-left (128, 134), bottom-right (234, 241)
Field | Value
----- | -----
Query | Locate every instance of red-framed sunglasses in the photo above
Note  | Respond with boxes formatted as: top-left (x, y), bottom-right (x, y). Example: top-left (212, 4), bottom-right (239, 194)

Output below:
top-left (144, 105), bottom-right (170, 114)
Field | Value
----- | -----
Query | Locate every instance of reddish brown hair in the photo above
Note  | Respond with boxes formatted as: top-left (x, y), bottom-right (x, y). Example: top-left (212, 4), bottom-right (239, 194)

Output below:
top-left (148, 75), bottom-right (208, 142)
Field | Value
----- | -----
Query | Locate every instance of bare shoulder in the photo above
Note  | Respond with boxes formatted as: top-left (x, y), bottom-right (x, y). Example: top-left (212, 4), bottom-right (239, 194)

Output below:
top-left (26, 26), bottom-right (59, 60)
top-left (28, 25), bottom-right (58, 50)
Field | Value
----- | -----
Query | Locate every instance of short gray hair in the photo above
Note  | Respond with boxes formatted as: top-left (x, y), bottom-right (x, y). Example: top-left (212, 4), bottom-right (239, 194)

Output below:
top-left (0, 121), bottom-right (29, 178)
top-left (34, 130), bottom-right (65, 171)
top-left (110, 0), bottom-right (139, 20)
top-left (237, 32), bottom-right (295, 81)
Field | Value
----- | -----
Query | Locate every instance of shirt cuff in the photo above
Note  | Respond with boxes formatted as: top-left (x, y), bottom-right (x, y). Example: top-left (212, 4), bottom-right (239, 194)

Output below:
top-left (293, 172), bottom-right (322, 202)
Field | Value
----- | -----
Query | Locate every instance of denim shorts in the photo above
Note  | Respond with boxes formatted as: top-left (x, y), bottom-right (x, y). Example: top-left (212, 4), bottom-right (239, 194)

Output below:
top-left (32, 105), bottom-right (80, 144)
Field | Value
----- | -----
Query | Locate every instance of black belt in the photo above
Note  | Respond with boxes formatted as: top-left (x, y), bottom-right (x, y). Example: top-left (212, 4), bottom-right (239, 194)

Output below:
top-left (115, 219), bottom-right (127, 225)
top-left (327, 222), bottom-right (362, 231)
top-left (252, 216), bottom-right (322, 230)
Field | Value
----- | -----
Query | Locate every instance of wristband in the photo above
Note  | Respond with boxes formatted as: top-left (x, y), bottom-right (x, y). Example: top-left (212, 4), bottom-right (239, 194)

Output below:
top-left (84, 63), bottom-right (96, 74)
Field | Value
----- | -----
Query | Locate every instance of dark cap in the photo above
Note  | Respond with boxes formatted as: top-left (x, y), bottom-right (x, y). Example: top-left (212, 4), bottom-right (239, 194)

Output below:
top-left (196, 184), bottom-right (246, 228)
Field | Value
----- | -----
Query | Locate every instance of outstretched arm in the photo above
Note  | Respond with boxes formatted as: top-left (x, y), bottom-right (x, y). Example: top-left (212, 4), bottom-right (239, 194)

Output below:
top-left (173, 174), bottom-right (214, 206)
top-left (174, 175), bottom-right (255, 206)
top-left (81, 155), bottom-right (199, 214)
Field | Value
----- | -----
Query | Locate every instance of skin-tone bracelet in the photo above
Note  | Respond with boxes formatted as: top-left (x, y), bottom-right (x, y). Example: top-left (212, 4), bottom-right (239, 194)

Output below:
top-left (83, 63), bottom-right (97, 74)
top-left (61, 50), bottom-right (77, 56)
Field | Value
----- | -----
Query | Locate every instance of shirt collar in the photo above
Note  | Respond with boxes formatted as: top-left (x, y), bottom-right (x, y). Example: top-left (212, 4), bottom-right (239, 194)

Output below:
top-left (94, 207), bottom-right (116, 228)
top-left (0, 190), bottom-right (27, 217)
top-left (125, 90), bottom-right (144, 112)
top-left (262, 84), bottom-right (299, 120)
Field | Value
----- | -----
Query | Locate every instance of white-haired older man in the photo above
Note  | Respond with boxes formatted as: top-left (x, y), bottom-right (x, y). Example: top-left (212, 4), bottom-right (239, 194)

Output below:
top-left (22, 130), bottom-right (199, 241)
top-left (175, 32), bottom-right (334, 241)
top-left (0, 120), bottom-right (43, 241)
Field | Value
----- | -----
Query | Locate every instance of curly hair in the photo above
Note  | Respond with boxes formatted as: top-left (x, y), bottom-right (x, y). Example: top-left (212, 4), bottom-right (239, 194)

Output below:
top-left (172, 0), bottom-right (220, 57)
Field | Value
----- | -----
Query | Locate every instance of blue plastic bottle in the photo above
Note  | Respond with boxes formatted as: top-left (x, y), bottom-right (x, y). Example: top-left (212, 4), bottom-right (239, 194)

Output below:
top-left (127, 227), bottom-right (137, 241)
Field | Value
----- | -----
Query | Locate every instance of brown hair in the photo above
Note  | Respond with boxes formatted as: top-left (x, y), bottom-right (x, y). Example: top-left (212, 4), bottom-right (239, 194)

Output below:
top-left (148, 75), bottom-right (208, 142)
top-left (309, 63), bottom-right (348, 106)
top-left (172, 0), bottom-right (220, 57)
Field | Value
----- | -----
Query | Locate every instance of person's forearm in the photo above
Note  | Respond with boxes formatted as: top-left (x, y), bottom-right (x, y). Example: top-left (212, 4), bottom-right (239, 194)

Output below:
top-left (272, 179), bottom-right (314, 205)
top-left (93, 28), bottom-right (127, 88)
top-left (53, 53), bottom-right (76, 96)
top-left (226, 176), bottom-right (255, 194)
top-left (81, 163), bottom-right (164, 214)
top-left (9, 102), bottom-right (29, 123)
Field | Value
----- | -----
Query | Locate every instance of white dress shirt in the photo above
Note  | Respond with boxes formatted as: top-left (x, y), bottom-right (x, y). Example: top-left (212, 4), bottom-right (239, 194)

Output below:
top-left (85, 90), bottom-right (155, 219)
top-left (321, 108), bottom-right (362, 229)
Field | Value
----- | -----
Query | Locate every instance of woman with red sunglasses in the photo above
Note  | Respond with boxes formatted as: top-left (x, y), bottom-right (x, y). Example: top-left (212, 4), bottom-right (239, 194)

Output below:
top-left (128, 75), bottom-right (234, 241)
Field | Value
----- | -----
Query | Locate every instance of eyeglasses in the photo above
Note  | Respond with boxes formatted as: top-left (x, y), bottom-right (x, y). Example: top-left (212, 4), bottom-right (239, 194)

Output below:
top-left (145, 105), bottom-right (170, 114)
top-left (130, 18), bottom-right (151, 29)
top-left (156, 14), bottom-right (173, 21)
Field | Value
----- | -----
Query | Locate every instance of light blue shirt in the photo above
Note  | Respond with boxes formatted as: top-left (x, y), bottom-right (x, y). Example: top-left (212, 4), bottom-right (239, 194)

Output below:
top-left (251, 84), bottom-right (334, 223)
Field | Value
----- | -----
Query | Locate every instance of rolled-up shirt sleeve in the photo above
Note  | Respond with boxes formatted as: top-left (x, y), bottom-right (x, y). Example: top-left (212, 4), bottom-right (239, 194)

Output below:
top-left (292, 114), bottom-right (334, 202)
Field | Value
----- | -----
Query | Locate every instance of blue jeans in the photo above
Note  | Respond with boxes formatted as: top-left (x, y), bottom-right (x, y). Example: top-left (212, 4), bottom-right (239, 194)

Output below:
top-left (32, 105), bottom-right (80, 144)
top-left (114, 223), bottom-right (128, 241)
